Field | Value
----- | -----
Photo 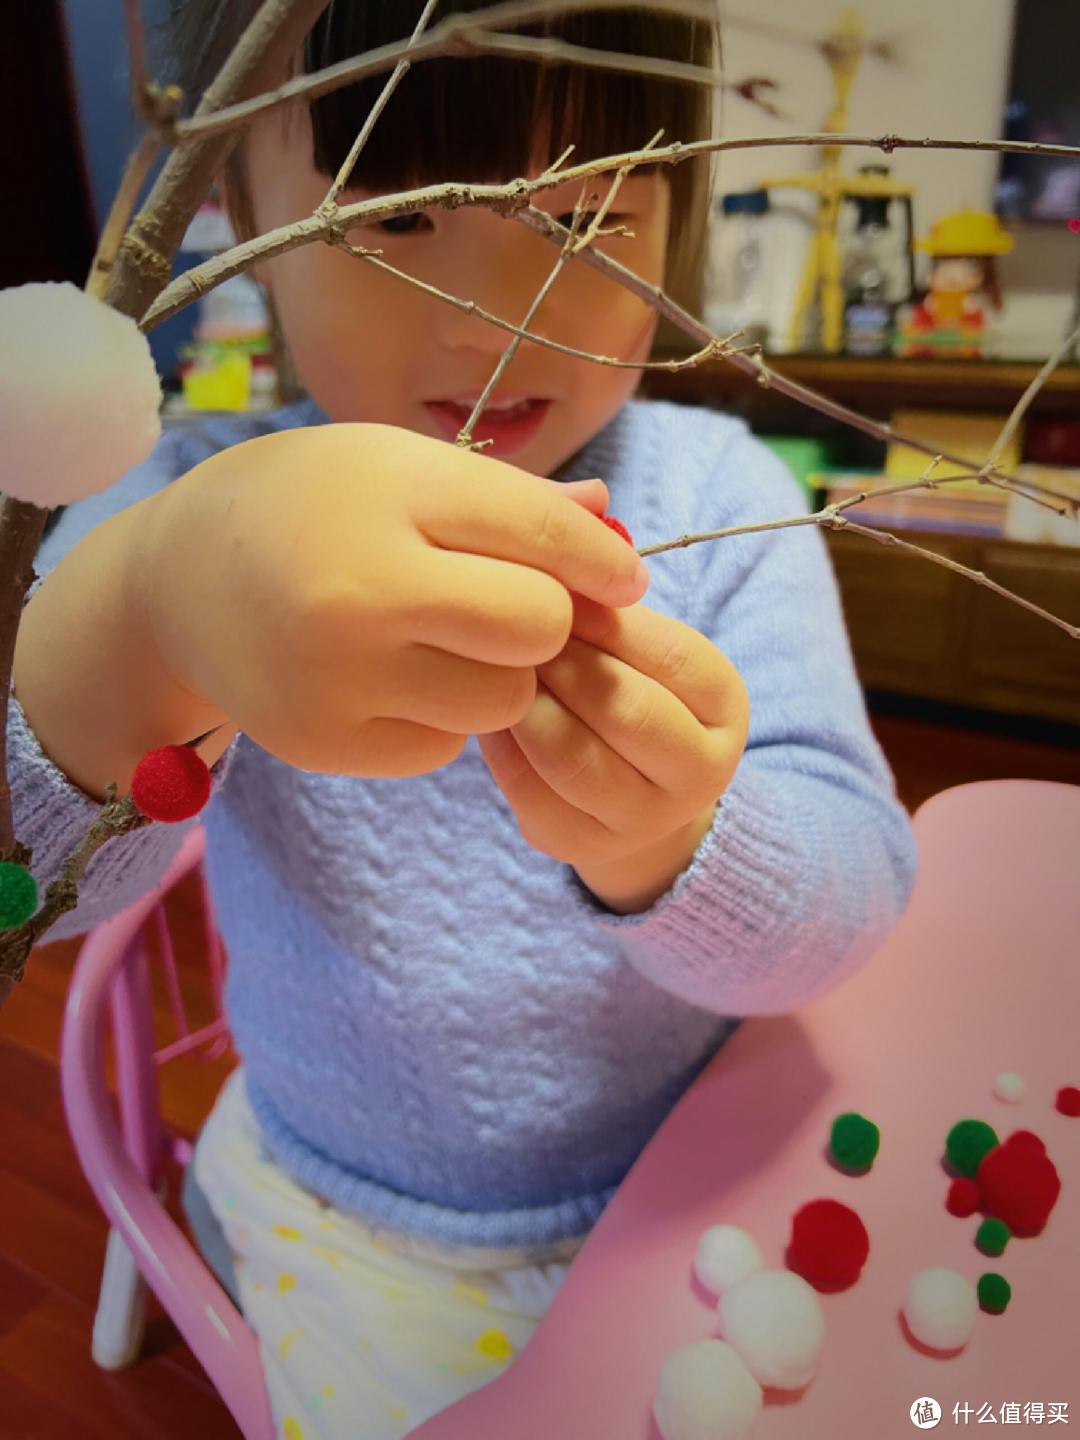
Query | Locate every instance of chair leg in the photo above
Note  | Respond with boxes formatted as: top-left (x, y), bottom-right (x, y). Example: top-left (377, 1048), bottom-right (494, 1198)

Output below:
top-left (92, 930), bottom-right (165, 1370)
top-left (92, 1227), bottom-right (149, 1370)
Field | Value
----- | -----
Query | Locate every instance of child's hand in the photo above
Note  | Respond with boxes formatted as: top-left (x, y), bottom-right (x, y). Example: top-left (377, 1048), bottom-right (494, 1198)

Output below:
top-left (476, 590), bottom-right (749, 872)
top-left (133, 424), bottom-right (648, 779)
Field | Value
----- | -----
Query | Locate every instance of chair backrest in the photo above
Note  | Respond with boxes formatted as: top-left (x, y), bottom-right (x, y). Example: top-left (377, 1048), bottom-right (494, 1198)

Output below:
top-left (60, 823), bottom-right (276, 1439)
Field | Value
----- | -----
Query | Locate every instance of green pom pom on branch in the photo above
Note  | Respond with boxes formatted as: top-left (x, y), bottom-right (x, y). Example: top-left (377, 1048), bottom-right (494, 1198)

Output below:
top-left (946, 1119), bottom-right (999, 1178)
top-left (0, 862), bottom-right (39, 930)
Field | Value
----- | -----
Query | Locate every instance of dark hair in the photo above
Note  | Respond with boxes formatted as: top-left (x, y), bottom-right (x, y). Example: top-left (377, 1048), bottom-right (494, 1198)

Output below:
top-left (164, 1), bottom-right (721, 305)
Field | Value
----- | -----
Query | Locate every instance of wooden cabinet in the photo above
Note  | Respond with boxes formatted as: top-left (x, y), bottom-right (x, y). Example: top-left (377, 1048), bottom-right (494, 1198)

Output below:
top-left (824, 530), bottom-right (1080, 725)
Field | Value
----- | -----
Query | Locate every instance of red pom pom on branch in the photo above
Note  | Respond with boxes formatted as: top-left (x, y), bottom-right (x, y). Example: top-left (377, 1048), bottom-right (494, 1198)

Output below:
top-left (131, 745), bottom-right (212, 823)
top-left (600, 513), bottom-right (635, 547)
top-left (1055, 1086), bottom-right (1080, 1118)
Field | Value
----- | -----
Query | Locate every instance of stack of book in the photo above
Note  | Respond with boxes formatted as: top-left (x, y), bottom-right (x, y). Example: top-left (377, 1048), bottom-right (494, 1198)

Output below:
top-left (819, 472), bottom-right (1008, 537)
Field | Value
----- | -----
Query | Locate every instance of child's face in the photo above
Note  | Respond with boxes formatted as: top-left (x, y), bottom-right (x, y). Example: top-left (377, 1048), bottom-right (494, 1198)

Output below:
top-left (244, 108), bottom-right (670, 476)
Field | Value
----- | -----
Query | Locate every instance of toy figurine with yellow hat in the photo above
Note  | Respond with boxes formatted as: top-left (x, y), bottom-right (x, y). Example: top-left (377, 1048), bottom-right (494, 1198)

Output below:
top-left (895, 210), bottom-right (1013, 358)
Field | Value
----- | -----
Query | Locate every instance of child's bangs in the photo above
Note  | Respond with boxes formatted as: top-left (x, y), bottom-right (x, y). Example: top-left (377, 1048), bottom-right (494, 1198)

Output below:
top-left (305, 3), bottom-right (718, 196)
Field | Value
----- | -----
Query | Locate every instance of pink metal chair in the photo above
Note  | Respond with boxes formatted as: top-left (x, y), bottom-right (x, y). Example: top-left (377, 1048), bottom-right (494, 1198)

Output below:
top-left (59, 822), bottom-right (277, 1439)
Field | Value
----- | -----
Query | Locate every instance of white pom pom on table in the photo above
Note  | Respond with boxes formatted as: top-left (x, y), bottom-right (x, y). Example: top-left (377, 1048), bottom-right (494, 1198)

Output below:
top-left (903, 1268), bottom-right (978, 1351)
top-left (652, 1339), bottom-right (763, 1440)
top-left (694, 1225), bottom-right (763, 1296)
top-left (718, 1268), bottom-right (825, 1389)
top-left (993, 1070), bottom-right (1025, 1103)
top-left (0, 281), bottom-right (161, 508)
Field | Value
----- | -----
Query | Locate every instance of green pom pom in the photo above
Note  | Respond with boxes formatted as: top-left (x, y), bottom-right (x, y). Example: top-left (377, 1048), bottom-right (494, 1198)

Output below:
top-left (978, 1272), bottom-right (1012, 1314)
top-left (0, 861), bottom-right (38, 930)
top-left (946, 1119), bottom-right (999, 1178)
top-left (976, 1218), bottom-right (1011, 1256)
top-left (829, 1111), bottom-right (881, 1170)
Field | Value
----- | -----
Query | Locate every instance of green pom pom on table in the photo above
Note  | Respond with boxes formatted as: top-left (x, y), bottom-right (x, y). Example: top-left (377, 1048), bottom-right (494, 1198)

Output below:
top-left (976, 1218), bottom-right (1011, 1257)
top-left (829, 1112), bottom-right (881, 1171)
top-left (977, 1272), bottom-right (1012, 1314)
top-left (0, 862), bottom-right (38, 930)
top-left (946, 1119), bottom-right (999, 1178)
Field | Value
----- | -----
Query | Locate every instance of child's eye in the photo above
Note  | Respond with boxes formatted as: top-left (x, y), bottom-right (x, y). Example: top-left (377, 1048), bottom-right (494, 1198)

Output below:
top-left (556, 211), bottom-right (628, 231)
top-left (375, 212), bottom-right (433, 235)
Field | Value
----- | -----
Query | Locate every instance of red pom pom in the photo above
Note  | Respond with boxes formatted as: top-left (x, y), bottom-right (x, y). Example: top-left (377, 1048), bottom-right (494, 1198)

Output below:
top-left (977, 1141), bottom-right (1061, 1237)
top-left (1005, 1129), bottom-right (1046, 1155)
top-left (1055, 1086), bottom-right (1080, 1118)
top-left (131, 744), bottom-right (212, 823)
top-left (946, 1176), bottom-right (980, 1218)
top-left (599, 513), bottom-right (635, 547)
top-left (789, 1198), bottom-right (870, 1286)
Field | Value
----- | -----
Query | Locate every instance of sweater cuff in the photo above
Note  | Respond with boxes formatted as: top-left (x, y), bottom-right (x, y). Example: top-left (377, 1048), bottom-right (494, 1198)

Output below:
top-left (563, 761), bottom-right (812, 1007)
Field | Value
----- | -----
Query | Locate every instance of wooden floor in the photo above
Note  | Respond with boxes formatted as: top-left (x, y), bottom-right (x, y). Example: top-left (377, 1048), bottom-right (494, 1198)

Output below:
top-left (2, 709), bottom-right (1077, 1439)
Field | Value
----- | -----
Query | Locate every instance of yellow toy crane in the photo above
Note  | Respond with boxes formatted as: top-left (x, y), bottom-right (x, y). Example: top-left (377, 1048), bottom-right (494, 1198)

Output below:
top-left (755, 9), bottom-right (914, 353)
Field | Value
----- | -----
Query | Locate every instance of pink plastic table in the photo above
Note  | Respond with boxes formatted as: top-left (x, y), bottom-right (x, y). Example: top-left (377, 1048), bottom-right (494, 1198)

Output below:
top-left (415, 780), bottom-right (1079, 1440)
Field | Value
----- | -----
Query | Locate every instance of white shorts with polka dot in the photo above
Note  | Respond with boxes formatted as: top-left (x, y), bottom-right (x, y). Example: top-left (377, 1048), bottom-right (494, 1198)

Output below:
top-left (194, 1068), bottom-right (587, 1440)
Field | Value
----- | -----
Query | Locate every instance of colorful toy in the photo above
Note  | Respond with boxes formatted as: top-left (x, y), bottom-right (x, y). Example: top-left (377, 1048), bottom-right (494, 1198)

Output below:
top-left (895, 210), bottom-right (1013, 359)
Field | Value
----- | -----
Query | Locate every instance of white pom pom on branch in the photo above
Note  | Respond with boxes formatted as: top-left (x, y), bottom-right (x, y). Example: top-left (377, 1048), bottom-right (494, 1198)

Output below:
top-left (0, 282), bottom-right (161, 508)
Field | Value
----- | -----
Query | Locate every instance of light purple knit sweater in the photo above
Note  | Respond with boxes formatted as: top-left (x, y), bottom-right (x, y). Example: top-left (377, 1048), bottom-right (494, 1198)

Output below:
top-left (8, 395), bottom-right (917, 1248)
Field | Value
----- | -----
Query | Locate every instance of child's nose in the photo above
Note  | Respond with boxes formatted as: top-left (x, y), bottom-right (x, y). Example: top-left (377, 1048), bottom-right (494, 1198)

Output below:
top-left (433, 242), bottom-right (562, 358)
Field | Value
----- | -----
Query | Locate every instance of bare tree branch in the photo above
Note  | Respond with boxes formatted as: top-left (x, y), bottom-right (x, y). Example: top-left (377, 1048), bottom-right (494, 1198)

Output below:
top-left (317, 0), bottom-right (442, 214)
top-left (104, 0), bottom-right (334, 324)
top-left (167, 0), bottom-right (720, 143)
top-left (984, 323), bottom-right (1080, 474)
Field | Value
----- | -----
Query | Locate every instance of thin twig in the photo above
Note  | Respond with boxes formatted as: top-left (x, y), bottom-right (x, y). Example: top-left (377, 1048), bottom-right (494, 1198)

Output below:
top-left (983, 323), bottom-right (1080, 473)
top-left (86, 128), bottom-right (167, 299)
top-left (511, 204), bottom-right (1080, 512)
top-left (455, 183), bottom-right (593, 449)
top-left (638, 509), bottom-right (1079, 640)
top-left (168, 0), bottom-right (721, 142)
top-left (122, 0), bottom-right (152, 121)
top-left (452, 26), bottom-right (724, 89)
top-left (316, 0), bottom-right (441, 214)
top-left (333, 238), bottom-right (734, 369)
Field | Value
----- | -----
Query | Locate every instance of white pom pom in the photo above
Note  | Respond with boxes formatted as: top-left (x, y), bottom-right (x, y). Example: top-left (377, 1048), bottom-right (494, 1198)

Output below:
top-left (718, 1269), bottom-right (824, 1389)
top-left (0, 281), bottom-right (161, 508)
top-left (652, 1339), bottom-right (762, 1440)
top-left (694, 1226), bottom-right (763, 1296)
top-left (903, 1268), bottom-right (977, 1351)
top-left (993, 1071), bottom-right (1025, 1103)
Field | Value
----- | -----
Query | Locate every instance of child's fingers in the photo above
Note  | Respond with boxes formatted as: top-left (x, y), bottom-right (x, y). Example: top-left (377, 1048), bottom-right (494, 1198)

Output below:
top-left (416, 459), bottom-right (648, 609)
top-left (401, 548), bottom-right (575, 666)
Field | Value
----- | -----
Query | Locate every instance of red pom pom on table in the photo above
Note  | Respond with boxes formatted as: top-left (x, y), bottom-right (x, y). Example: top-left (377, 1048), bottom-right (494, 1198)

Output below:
top-left (788, 1198), bottom-right (870, 1287)
top-left (131, 744), bottom-right (212, 822)
top-left (1056, 1086), bottom-right (1080, 1118)
top-left (1006, 1129), bottom-right (1047, 1155)
top-left (946, 1176), bottom-right (981, 1218)
top-left (600, 513), bottom-right (635, 547)
top-left (977, 1135), bottom-right (1061, 1237)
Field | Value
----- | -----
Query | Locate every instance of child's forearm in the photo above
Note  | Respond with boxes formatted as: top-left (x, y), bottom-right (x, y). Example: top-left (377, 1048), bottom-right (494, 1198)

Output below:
top-left (12, 496), bottom-right (237, 805)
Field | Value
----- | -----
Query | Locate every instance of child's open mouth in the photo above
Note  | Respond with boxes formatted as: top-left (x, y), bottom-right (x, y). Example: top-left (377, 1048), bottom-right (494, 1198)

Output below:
top-left (424, 395), bottom-right (552, 456)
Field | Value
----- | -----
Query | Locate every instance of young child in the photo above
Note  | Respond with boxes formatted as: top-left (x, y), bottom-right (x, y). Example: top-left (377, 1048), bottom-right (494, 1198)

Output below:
top-left (9, 3), bottom-right (918, 1436)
